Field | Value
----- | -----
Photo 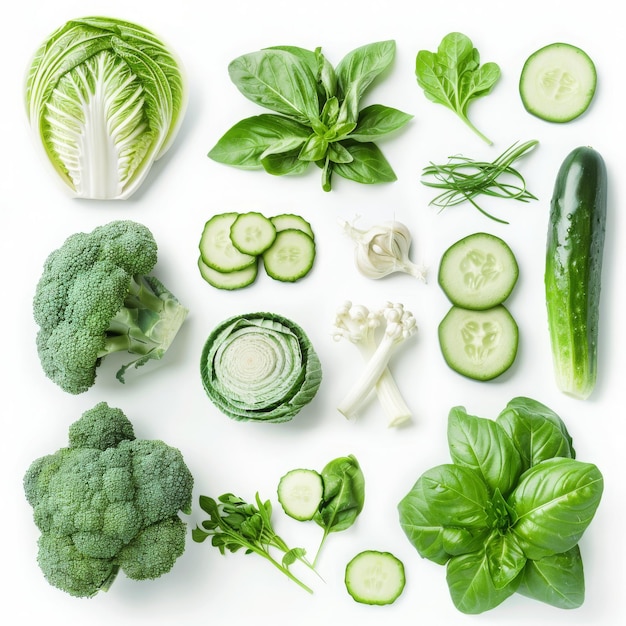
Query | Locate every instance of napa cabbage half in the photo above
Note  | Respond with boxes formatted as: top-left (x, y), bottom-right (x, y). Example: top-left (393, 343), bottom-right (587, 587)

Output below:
top-left (25, 16), bottom-right (187, 200)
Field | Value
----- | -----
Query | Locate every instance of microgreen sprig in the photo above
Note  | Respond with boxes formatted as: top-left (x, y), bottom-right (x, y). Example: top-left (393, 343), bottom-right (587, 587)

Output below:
top-left (192, 492), bottom-right (321, 593)
top-left (421, 140), bottom-right (539, 224)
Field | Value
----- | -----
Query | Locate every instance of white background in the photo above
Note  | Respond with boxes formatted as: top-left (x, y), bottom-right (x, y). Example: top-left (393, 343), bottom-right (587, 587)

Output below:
top-left (2, 0), bottom-right (624, 624)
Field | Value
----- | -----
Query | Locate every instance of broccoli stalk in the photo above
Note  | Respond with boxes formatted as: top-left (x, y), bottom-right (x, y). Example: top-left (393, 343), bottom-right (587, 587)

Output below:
top-left (102, 275), bottom-right (188, 383)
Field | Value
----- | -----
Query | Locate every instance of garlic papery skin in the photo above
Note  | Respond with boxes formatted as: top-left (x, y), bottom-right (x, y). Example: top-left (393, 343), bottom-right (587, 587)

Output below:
top-left (339, 218), bottom-right (427, 281)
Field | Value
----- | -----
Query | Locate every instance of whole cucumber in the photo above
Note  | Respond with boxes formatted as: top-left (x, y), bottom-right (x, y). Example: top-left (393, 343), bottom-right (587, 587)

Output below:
top-left (545, 146), bottom-right (607, 399)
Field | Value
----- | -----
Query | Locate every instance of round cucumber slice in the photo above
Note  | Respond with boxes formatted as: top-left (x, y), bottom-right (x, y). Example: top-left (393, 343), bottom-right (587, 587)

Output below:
top-left (438, 305), bottom-right (519, 381)
top-left (438, 232), bottom-right (519, 310)
top-left (345, 550), bottom-right (406, 605)
top-left (277, 468), bottom-right (323, 521)
top-left (519, 42), bottom-right (597, 123)
top-left (262, 229), bottom-right (316, 282)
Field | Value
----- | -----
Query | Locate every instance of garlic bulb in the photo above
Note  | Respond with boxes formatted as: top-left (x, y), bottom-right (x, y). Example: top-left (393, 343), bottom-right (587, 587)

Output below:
top-left (339, 218), bottom-right (427, 281)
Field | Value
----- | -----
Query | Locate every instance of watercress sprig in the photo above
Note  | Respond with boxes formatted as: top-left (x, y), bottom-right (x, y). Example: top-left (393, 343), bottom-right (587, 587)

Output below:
top-left (208, 41), bottom-right (412, 191)
top-left (415, 32), bottom-right (500, 145)
top-left (193, 492), bottom-right (319, 593)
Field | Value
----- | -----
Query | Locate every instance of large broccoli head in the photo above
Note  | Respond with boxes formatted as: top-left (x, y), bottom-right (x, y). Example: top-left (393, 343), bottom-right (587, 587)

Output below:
top-left (33, 220), bottom-right (188, 394)
top-left (23, 402), bottom-right (194, 598)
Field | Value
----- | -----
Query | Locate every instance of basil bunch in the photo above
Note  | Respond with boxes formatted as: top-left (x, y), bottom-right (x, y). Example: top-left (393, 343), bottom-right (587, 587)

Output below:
top-left (209, 41), bottom-right (413, 191)
top-left (398, 397), bottom-right (603, 614)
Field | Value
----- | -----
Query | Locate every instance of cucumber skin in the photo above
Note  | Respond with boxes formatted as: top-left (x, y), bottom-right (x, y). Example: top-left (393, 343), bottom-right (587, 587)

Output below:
top-left (545, 146), bottom-right (607, 399)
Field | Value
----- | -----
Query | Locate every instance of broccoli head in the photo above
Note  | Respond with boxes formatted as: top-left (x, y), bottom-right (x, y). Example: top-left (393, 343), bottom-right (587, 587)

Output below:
top-left (33, 220), bottom-right (188, 394)
top-left (23, 402), bottom-right (194, 598)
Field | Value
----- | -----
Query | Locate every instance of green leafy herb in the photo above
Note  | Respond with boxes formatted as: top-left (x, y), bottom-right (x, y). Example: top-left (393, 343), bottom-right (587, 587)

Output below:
top-left (313, 455), bottom-right (365, 565)
top-left (209, 41), bottom-right (412, 191)
top-left (398, 397), bottom-right (603, 614)
top-left (421, 140), bottom-right (539, 223)
top-left (415, 32), bottom-right (500, 144)
top-left (193, 493), bottom-right (319, 593)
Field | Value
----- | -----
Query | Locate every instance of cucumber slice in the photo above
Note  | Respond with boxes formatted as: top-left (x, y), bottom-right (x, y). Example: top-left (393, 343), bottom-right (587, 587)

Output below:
top-left (438, 232), bottom-right (519, 310)
top-left (198, 256), bottom-right (258, 290)
top-left (199, 212), bottom-right (256, 272)
top-left (345, 550), bottom-right (406, 605)
top-left (230, 211), bottom-right (277, 255)
top-left (277, 468), bottom-right (323, 521)
top-left (438, 305), bottom-right (519, 381)
top-left (263, 229), bottom-right (316, 282)
top-left (519, 42), bottom-right (597, 123)
top-left (270, 213), bottom-right (315, 239)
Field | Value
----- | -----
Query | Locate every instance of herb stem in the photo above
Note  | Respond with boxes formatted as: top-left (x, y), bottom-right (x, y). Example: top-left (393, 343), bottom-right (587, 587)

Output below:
top-left (421, 140), bottom-right (539, 223)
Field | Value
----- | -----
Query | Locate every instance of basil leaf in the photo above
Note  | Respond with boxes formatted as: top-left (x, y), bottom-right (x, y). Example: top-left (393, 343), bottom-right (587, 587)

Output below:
top-left (447, 406), bottom-right (522, 497)
top-left (446, 548), bottom-right (520, 614)
top-left (261, 150), bottom-right (309, 176)
top-left (267, 45), bottom-right (338, 101)
top-left (509, 458), bottom-right (604, 560)
top-left (398, 463), bottom-right (492, 565)
top-left (517, 545), bottom-right (585, 609)
top-left (484, 531), bottom-right (526, 590)
top-left (336, 40), bottom-right (396, 125)
top-left (299, 134), bottom-right (329, 162)
top-left (228, 49), bottom-right (320, 124)
top-left (348, 104), bottom-right (413, 142)
top-left (496, 396), bottom-right (575, 471)
top-left (208, 114), bottom-right (310, 168)
top-left (332, 141), bottom-right (397, 184)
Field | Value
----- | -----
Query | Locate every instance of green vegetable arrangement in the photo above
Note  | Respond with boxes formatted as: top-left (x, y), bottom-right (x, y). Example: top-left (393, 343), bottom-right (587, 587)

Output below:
top-left (200, 312), bottom-right (322, 422)
top-left (208, 41), bottom-right (413, 191)
top-left (33, 220), bottom-right (188, 394)
top-left (23, 402), bottom-right (194, 598)
top-left (415, 32), bottom-right (501, 145)
top-left (398, 397), bottom-right (603, 614)
top-left (25, 16), bottom-right (187, 200)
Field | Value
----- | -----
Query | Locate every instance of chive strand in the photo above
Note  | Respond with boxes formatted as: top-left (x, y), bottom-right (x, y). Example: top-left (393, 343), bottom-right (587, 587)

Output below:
top-left (421, 140), bottom-right (539, 223)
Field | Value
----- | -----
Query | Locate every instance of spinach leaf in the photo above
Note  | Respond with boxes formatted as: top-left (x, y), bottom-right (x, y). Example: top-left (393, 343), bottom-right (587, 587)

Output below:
top-left (509, 458), bottom-right (604, 560)
top-left (496, 396), bottom-right (575, 471)
top-left (446, 548), bottom-right (520, 614)
top-left (517, 546), bottom-right (585, 609)
top-left (210, 42), bottom-right (412, 191)
top-left (398, 463), bottom-right (492, 565)
top-left (312, 454), bottom-right (364, 564)
top-left (228, 49), bottom-right (321, 125)
top-left (415, 32), bottom-right (500, 144)
top-left (447, 406), bottom-right (522, 497)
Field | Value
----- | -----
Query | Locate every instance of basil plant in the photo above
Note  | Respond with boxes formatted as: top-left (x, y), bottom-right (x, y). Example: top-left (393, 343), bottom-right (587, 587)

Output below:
top-left (25, 17), bottom-right (187, 200)
top-left (208, 41), bottom-right (413, 191)
top-left (398, 397), bottom-right (604, 614)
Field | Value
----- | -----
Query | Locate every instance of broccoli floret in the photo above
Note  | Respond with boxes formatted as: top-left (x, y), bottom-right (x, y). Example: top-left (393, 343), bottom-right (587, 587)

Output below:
top-left (24, 402), bottom-right (194, 598)
top-left (33, 220), bottom-right (188, 394)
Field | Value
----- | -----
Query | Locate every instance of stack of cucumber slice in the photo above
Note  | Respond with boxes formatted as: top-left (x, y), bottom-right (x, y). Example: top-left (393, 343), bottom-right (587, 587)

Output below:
top-left (198, 211), bottom-right (316, 289)
top-left (437, 232), bottom-right (520, 381)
